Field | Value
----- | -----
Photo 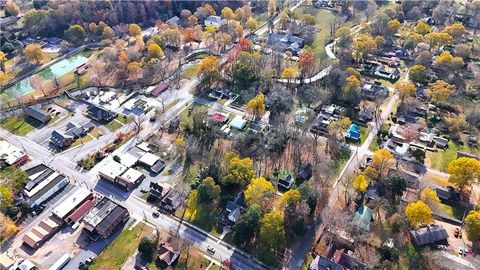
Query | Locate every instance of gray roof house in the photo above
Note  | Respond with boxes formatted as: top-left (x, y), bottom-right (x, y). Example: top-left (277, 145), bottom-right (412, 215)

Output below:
top-left (50, 130), bottom-right (75, 148)
top-left (268, 33), bottom-right (305, 55)
top-left (410, 224), bottom-right (448, 246)
top-left (26, 106), bottom-right (51, 124)
top-left (204, 15), bottom-right (226, 28)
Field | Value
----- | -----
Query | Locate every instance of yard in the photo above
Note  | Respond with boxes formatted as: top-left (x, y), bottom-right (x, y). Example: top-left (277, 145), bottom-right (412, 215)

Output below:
top-left (181, 64), bottom-right (201, 80)
top-left (69, 128), bottom-right (103, 148)
top-left (89, 222), bottom-right (152, 270)
top-left (0, 116), bottom-right (40, 135)
top-left (106, 114), bottom-right (129, 131)
top-left (172, 248), bottom-right (216, 270)
top-left (425, 141), bottom-right (458, 172)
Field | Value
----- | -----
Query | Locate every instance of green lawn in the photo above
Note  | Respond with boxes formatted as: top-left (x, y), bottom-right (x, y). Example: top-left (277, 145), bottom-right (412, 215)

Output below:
top-left (359, 126), bottom-right (370, 144)
top-left (181, 64), bottom-right (201, 80)
top-left (426, 141), bottom-right (458, 172)
top-left (69, 128), bottom-right (102, 148)
top-left (0, 116), bottom-right (40, 135)
top-left (90, 222), bottom-right (149, 270)
top-left (439, 203), bottom-right (465, 220)
top-left (172, 248), bottom-right (212, 270)
top-left (106, 116), bottom-right (126, 131)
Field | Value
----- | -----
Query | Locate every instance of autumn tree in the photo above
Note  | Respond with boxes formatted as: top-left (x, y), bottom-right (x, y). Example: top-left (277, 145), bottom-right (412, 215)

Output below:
top-left (197, 177), bottom-right (221, 204)
top-left (424, 32), bottom-right (453, 50)
top-left (371, 149), bottom-right (394, 180)
top-left (127, 61), bottom-right (143, 84)
top-left (260, 210), bottom-right (285, 248)
top-left (23, 44), bottom-right (46, 64)
top-left (199, 55), bottom-right (220, 85)
top-left (0, 213), bottom-right (18, 243)
top-left (4, 2), bottom-right (20, 16)
top-left (420, 187), bottom-right (441, 210)
top-left (279, 11), bottom-right (290, 29)
top-left (465, 210), bottom-right (480, 241)
top-left (342, 75), bottom-right (360, 103)
top-left (299, 49), bottom-right (314, 77)
top-left (352, 33), bottom-right (377, 61)
top-left (234, 204), bottom-right (262, 245)
top-left (426, 80), bottom-right (454, 103)
top-left (245, 177), bottom-right (275, 210)
top-left (268, 0), bottom-right (276, 16)
top-left (353, 174), bottom-right (368, 193)
top-left (221, 7), bottom-right (235, 20)
top-left (204, 4), bottom-right (216, 15)
top-left (395, 80), bottom-right (416, 104)
top-left (345, 67), bottom-right (361, 79)
top-left (187, 15), bottom-right (198, 27)
top-left (409, 64), bottom-right (426, 84)
top-left (101, 26), bottom-right (115, 41)
top-left (374, 35), bottom-right (385, 50)
top-left (222, 151), bottom-right (255, 190)
top-left (246, 17), bottom-right (258, 32)
top-left (64, 24), bottom-right (86, 46)
top-left (335, 26), bottom-right (352, 47)
top-left (447, 157), bottom-right (480, 191)
top-left (147, 43), bottom-right (164, 59)
top-left (443, 23), bottom-right (467, 39)
top-left (386, 19), bottom-right (401, 36)
top-left (415, 21), bottom-right (432, 35)
top-left (280, 189), bottom-right (302, 208)
top-left (128, 23), bottom-right (142, 37)
top-left (0, 51), bottom-right (6, 73)
top-left (405, 201), bottom-right (433, 227)
top-left (246, 92), bottom-right (266, 119)
top-left (280, 67), bottom-right (298, 82)
top-left (302, 14), bottom-right (316, 25)
top-left (433, 51), bottom-right (464, 71)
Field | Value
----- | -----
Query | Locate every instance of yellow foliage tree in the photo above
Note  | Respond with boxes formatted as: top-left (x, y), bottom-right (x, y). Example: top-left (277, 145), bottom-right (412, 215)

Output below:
top-left (426, 80), bottom-right (455, 103)
top-left (268, 0), bottom-right (276, 16)
top-left (386, 19), bottom-right (401, 35)
top-left (352, 33), bottom-right (377, 61)
top-left (222, 151), bottom-right (255, 188)
top-left (23, 44), bottom-right (46, 64)
top-left (280, 189), bottom-right (301, 208)
top-left (424, 32), bottom-right (453, 49)
top-left (352, 174), bottom-right (369, 193)
top-left (199, 55), bottom-right (219, 74)
top-left (245, 177), bottom-right (275, 209)
top-left (443, 23), bottom-right (467, 38)
top-left (415, 21), bottom-right (432, 35)
top-left (204, 4), bottom-right (216, 15)
top-left (147, 43), bottom-right (164, 59)
top-left (280, 67), bottom-right (298, 81)
top-left (246, 17), bottom-right (258, 32)
top-left (420, 187), bottom-right (441, 209)
top-left (221, 7), bottom-right (235, 20)
top-left (405, 201), bottom-right (433, 227)
top-left (465, 210), bottom-right (480, 241)
top-left (372, 149), bottom-right (393, 179)
top-left (395, 80), bottom-right (416, 103)
top-left (246, 92), bottom-right (266, 119)
top-left (128, 23), bottom-right (142, 37)
top-left (447, 157), bottom-right (480, 191)
top-left (0, 212), bottom-right (18, 243)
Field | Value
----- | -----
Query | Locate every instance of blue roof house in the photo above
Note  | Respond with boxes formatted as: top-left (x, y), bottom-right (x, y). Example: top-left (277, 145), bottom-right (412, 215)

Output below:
top-left (345, 123), bottom-right (361, 142)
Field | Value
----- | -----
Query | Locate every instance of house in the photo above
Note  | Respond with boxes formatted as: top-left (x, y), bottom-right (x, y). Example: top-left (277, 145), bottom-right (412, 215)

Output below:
top-left (87, 105), bottom-right (117, 123)
top-left (157, 242), bottom-right (180, 266)
top-left (139, 152), bottom-right (164, 173)
top-left (388, 168), bottom-right (420, 189)
top-left (166, 16), bottom-right (180, 26)
top-left (23, 164), bottom-right (69, 208)
top-left (352, 206), bottom-right (373, 231)
top-left (268, 33), bottom-right (305, 55)
top-left (149, 182), bottom-right (170, 200)
top-left (296, 163), bottom-right (312, 183)
top-left (204, 15), bottom-right (226, 28)
top-left (160, 189), bottom-right (184, 213)
top-left (219, 192), bottom-right (246, 226)
top-left (0, 140), bottom-right (28, 167)
top-left (358, 108), bottom-right (373, 124)
top-left (50, 130), bottom-right (75, 148)
top-left (374, 64), bottom-right (400, 81)
top-left (278, 175), bottom-right (295, 189)
top-left (26, 106), bottom-right (51, 124)
top-left (229, 115), bottom-right (247, 130)
top-left (385, 139), bottom-right (410, 156)
top-left (150, 82), bottom-right (169, 97)
top-left (345, 123), bottom-right (361, 142)
top-left (361, 81), bottom-right (388, 100)
top-left (432, 185), bottom-right (460, 202)
top-left (409, 224), bottom-right (448, 246)
top-left (116, 168), bottom-right (145, 190)
top-left (310, 115), bottom-right (332, 134)
top-left (309, 255), bottom-right (343, 270)
top-left (83, 197), bottom-right (130, 240)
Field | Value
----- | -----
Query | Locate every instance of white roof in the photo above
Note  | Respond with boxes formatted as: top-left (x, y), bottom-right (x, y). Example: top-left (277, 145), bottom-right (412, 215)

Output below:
top-left (229, 115), bottom-right (247, 130)
top-left (0, 140), bottom-right (26, 165)
top-left (52, 187), bottom-right (91, 219)
top-left (119, 168), bottom-right (144, 183)
top-left (24, 172), bottom-right (60, 198)
top-left (99, 91), bottom-right (116, 103)
top-left (137, 142), bottom-right (151, 152)
top-left (119, 152), bottom-right (139, 167)
top-left (123, 99), bottom-right (136, 111)
top-left (98, 160), bottom-right (128, 179)
top-left (139, 152), bottom-right (160, 167)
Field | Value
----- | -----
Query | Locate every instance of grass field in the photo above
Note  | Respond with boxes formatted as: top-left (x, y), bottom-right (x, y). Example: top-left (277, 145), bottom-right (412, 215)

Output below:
top-left (69, 128), bottom-right (102, 148)
top-left (426, 141), bottom-right (458, 172)
top-left (181, 64), bottom-right (201, 79)
top-left (106, 115), bottom-right (128, 131)
top-left (0, 116), bottom-right (40, 135)
top-left (90, 222), bottom-right (151, 270)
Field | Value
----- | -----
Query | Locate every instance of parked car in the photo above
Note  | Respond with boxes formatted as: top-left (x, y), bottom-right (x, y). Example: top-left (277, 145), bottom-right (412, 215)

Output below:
top-left (152, 212), bottom-right (160, 218)
top-left (454, 227), bottom-right (462, 238)
top-left (207, 245), bottom-right (215, 254)
top-left (140, 187), bottom-right (149, 193)
top-left (86, 255), bottom-right (95, 264)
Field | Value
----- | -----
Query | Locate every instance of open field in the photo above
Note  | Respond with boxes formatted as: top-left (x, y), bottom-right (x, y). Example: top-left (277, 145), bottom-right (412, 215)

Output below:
top-left (0, 116), bottom-right (40, 135)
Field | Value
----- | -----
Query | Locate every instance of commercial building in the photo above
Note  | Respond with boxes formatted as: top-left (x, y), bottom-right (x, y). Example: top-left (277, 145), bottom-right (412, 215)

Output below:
top-left (26, 106), bottom-right (51, 124)
top-left (98, 160), bottom-right (128, 182)
top-left (52, 187), bottom-right (92, 222)
top-left (116, 168), bottom-right (145, 190)
top-left (98, 160), bottom-right (145, 190)
top-left (23, 164), bottom-right (69, 208)
top-left (0, 140), bottom-right (28, 167)
top-left (22, 215), bottom-right (63, 249)
top-left (83, 197), bottom-right (130, 239)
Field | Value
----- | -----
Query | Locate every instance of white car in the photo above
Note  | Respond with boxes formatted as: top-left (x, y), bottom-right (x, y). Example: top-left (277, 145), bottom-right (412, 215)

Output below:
top-left (207, 245), bottom-right (215, 254)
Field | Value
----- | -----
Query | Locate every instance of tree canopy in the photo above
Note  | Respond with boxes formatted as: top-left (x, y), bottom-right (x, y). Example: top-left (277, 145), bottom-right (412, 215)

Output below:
top-left (465, 210), bottom-right (480, 241)
top-left (197, 177), bottom-right (221, 204)
top-left (447, 157), bottom-right (480, 191)
top-left (395, 80), bottom-right (416, 103)
top-left (245, 177), bottom-right (275, 209)
top-left (260, 210), bottom-right (285, 248)
top-left (222, 152), bottom-right (255, 189)
top-left (64, 24), bottom-right (86, 46)
top-left (353, 174), bottom-right (369, 193)
top-left (405, 201), bottom-right (433, 227)
top-left (23, 44), bottom-right (46, 64)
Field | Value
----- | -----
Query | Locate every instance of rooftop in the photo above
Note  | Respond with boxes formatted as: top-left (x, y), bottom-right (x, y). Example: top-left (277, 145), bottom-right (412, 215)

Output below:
top-left (0, 140), bottom-right (27, 165)
top-left (52, 187), bottom-right (91, 219)
top-left (98, 160), bottom-right (128, 179)
top-left (83, 197), bottom-right (126, 229)
top-left (410, 224), bottom-right (448, 246)
top-left (118, 168), bottom-right (144, 184)
top-left (139, 152), bottom-right (160, 167)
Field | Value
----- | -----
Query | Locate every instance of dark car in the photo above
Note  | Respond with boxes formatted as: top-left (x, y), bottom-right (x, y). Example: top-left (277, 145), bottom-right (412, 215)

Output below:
top-left (152, 212), bottom-right (160, 218)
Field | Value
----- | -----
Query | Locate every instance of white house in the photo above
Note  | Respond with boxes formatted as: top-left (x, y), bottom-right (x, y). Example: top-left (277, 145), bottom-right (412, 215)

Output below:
top-left (204, 15), bottom-right (226, 28)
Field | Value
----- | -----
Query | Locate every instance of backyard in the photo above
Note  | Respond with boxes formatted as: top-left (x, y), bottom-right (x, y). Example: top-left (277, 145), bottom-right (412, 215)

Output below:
top-left (106, 114), bottom-right (129, 131)
top-left (0, 116), bottom-right (40, 135)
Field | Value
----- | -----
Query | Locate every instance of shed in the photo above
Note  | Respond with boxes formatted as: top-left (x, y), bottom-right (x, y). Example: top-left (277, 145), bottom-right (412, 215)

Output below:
top-left (229, 116), bottom-right (247, 130)
top-left (353, 206), bottom-right (373, 231)
top-left (410, 224), bottom-right (448, 245)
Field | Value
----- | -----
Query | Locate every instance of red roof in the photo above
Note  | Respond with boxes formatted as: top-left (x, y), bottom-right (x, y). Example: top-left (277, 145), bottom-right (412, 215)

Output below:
top-left (65, 199), bottom-right (95, 222)
top-left (211, 112), bottom-right (228, 123)
top-left (151, 83), bottom-right (169, 96)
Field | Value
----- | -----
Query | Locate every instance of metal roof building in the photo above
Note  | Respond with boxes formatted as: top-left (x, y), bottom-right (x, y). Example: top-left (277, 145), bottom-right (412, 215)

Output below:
top-left (410, 224), bottom-right (448, 246)
top-left (52, 187), bottom-right (92, 220)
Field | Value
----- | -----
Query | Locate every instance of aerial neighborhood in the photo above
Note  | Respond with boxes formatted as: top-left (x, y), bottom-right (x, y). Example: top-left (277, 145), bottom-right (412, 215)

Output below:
top-left (1, 0), bottom-right (480, 270)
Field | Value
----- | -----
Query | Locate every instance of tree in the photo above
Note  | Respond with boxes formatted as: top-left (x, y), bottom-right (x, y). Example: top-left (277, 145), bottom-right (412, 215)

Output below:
top-left (353, 174), bottom-right (368, 193)
top-left (245, 177), bottom-right (275, 209)
top-left (387, 175), bottom-right (407, 198)
top-left (197, 177), bottom-right (221, 204)
top-left (0, 212), bottom-right (18, 243)
top-left (268, 0), bottom-right (276, 16)
top-left (234, 204), bottom-right (262, 245)
top-left (386, 19), bottom-right (401, 36)
top-left (352, 33), bottom-right (377, 61)
top-left (4, 3), bottom-right (20, 17)
top-left (24, 10), bottom-right (47, 35)
top-left (0, 51), bottom-right (6, 73)
top-left (101, 26), bottom-right (115, 41)
top-left (342, 75), bottom-right (360, 103)
top-left (374, 35), bottom-right (385, 49)
top-left (199, 55), bottom-right (219, 74)
top-left (280, 67), bottom-right (298, 82)
top-left (302, 14), bottom-right (316, 25)
top-left (138, 237), bottom-right (156, 261)
top-left (221, 7), bottom-right (235, 20)
top-left (299, 49), bottom-right (314, 77)
top-left (447, 157), bottom-right (480, 191)
top-left (409, 65), bottom-right (426, 84)
top-left (128, 23), bottom-right (142, 37)
top-left (465, 210), bottom-right (480, 241)
top-left (204, 4), bottom-right (216, 15)
top-left (279, 11), bottom-right (290, 29)
top-left (420, 187), bottom-right (441, 210)
top-left (415, 21), bottom-right (432, 35)
top-left (246, 92), bottom-right (266, 119)
top-left (246, 17), bottom-right (258, 32)
top-left (280, 189), bottom-right (301, 208)
top-left (235, 7), bottom-right (247, 22)
top-left (372, 149), bottom-right (394, 180)
top-left (433, 51), bottom-right (464, 71)
top-left (395, 80), bottom-right (416, 104)
top-left (147, 43), bottom-right (164, 59)
top-left (335, 26), bottom-right (352, 47)
top-left (443, 23), bottom-right (467, 39)
top-left (260, 210), bottom-right (285, 248)
top-left (455, 44), bottom-right (472, 59)
top-left (405, 201), bottom-right (433, 227)
top-left (187, 15), bottom-right (198, 27)
top-left (426, 80), bottom-right (454, 103)
top-left (298, 182), bottom-right (317, 211)
top-left (64, 25), bottom-right (86, 46)
top-left (23, 44), bottom-right (46, 64)
top-left (345, 67), bottom-right (361, 79)
top-left (222, 151), bottom-right (255, 189)
top-left (424, 32), bottom-right (453, 50)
